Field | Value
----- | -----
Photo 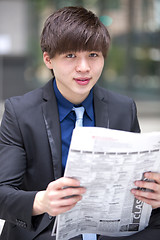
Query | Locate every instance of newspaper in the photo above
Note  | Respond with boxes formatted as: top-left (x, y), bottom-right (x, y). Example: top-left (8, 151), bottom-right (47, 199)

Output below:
top-left (52, 127), bottom-right (160, 240)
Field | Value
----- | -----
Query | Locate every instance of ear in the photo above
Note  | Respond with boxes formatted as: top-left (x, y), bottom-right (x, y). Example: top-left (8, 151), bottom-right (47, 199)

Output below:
top-left (43, 52), bottom-right (53, 69)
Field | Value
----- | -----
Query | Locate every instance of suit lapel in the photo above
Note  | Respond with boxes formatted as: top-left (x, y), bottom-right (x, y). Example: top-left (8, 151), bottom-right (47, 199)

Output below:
top-left (42, 79), bottom-right (62, 179)
top-left (31, 80), bottom-right (60, 240)
top-left (41, 82), bottom-right (109, 180)
top-left (93, 85), bottom-right (109, 128)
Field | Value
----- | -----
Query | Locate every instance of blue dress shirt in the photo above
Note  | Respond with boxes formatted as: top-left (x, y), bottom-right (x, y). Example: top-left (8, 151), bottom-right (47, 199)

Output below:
top-left (53, 79), bottom-right (95, 171)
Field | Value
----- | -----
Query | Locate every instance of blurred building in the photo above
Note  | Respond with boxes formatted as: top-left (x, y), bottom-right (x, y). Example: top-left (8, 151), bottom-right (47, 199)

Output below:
top-left (100, 0), bottom-right (160, 101)
top-left (0, 0), bottom-right (160, 131)
top-left (0, 0), bottom-right (30, 100)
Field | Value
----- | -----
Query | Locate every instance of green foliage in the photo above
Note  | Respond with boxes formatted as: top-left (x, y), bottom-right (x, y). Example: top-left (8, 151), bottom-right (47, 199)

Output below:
top-left (107, 45), bottom-right (126, 74)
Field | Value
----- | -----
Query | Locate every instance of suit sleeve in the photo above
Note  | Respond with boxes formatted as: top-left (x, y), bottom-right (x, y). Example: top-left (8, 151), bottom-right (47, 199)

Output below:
top-left (0, 99), bottom-right (37, 230)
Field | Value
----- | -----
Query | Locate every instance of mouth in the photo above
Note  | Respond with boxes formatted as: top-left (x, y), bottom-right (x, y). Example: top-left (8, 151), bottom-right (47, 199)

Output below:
top-left (74, 77), bottom-right (91, 85)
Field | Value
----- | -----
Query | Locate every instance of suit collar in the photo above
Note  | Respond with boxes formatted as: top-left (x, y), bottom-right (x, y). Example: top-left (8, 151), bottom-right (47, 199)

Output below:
top-left (93, 84), bottom-right (109, 128)
top-left (42, 78), bottom-right (54, 101)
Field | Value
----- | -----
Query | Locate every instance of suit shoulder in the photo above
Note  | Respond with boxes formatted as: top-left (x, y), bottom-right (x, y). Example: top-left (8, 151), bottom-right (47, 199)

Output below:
top-left (7, 87), bottom-right (42, 106)
top-left (4, 83), bottom-right (48, 120)
top-left (5, 79), bottom-right (53, 110)
top-left (94, 85), bottom-right (133, 105)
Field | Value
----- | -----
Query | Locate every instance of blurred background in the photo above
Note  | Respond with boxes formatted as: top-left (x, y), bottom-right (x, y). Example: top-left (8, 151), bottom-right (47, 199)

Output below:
top-left (0, 0), bottom-right (160, 132)
top-left (0, 0), bottom-right (160, 232)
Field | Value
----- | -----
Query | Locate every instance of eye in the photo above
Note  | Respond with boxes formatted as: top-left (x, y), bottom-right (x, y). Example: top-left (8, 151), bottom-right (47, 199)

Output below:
top-left (89, 53), bottom-right (98, 57)
top-left (66, 53), bottom-right (76, 58)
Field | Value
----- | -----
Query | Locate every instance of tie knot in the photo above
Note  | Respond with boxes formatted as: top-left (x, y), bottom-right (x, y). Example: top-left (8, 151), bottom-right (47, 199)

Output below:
top-left (72, 106), bottom-right (85, 127)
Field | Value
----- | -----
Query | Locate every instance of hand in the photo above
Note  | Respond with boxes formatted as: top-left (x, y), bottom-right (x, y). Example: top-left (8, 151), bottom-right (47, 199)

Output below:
top-left (33, 177), bottom-right (86, 216)
top-left (131, 172), bottom-right (160, 209)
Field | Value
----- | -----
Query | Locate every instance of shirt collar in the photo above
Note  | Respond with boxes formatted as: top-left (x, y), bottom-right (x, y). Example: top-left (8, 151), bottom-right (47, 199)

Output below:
top-left (81, 89), bottom-right (94, 121)
top-left (53, 79), bottom-right (94, 122)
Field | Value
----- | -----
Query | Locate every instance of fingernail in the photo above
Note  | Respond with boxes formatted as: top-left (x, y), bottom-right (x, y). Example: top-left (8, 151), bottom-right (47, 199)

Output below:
top-left (82, 188), bottom-right (86, 193)
top-left (134, 181), bottom-right (139, 186)
top-left (131, 189), bottom-right (136, 194)
top-left (144, 172), bottom-right (150, 178)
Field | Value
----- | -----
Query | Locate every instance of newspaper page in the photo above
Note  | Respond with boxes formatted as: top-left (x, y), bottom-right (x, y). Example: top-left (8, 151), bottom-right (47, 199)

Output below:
top-left (53, 127), bottom-right (160, 240)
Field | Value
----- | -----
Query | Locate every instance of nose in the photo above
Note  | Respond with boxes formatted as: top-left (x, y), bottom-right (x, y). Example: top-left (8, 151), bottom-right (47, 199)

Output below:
top-left (75, 58), bottom-right (90, 73)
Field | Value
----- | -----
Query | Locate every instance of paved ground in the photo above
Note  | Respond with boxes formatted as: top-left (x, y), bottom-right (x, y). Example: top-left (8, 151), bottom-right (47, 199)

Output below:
top-left (0, 101), bottom-right (160, 234)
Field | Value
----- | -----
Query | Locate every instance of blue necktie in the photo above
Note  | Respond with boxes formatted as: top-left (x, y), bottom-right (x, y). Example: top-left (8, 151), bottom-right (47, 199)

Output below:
top-left (72, 106), bottom-right (84, 127)
top-left (73, 106), bottom-right (97, 240)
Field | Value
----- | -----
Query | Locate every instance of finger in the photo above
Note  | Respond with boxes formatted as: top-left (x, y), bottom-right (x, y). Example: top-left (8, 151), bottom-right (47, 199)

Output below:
top-left (61, 186), bottom-right (86, 199)
top-left (134, 180), bottom-right (159, 192)
top-left (48, 177), bottom-right (81, 190)
top-left (131, 188), bottom-right (158, 201)
top-left (50, 194), bottom-right (82, 207)
top-left (133, 195), bottom-right (160, 209)
top-left (51, 203), bottom-right (77, 216)
top-left (48, 196), bottom-right (82, 216)
top-left (60, 194), bottom-right (82, 206)
top-left (49, 186), bottom-right (86, 200)
top-left (144, 172), bottom-right (160, 184)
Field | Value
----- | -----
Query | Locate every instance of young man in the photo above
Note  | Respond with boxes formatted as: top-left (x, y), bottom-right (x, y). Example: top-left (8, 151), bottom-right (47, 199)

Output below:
top-left (0, 6), bottom-right (160, 240)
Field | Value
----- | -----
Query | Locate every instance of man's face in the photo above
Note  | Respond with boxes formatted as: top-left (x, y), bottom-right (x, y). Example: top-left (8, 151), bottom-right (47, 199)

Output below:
top-left (44, 51), bottom-right (104, 104)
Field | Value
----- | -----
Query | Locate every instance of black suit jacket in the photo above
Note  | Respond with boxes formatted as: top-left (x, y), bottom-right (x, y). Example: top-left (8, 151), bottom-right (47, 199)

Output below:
top-left (0, 79), bottom-right (159, 240)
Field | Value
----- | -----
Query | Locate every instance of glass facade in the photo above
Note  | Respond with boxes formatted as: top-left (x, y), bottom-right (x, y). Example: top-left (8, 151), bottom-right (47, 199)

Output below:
top-left (27, 0), bottom-right (160, 101)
